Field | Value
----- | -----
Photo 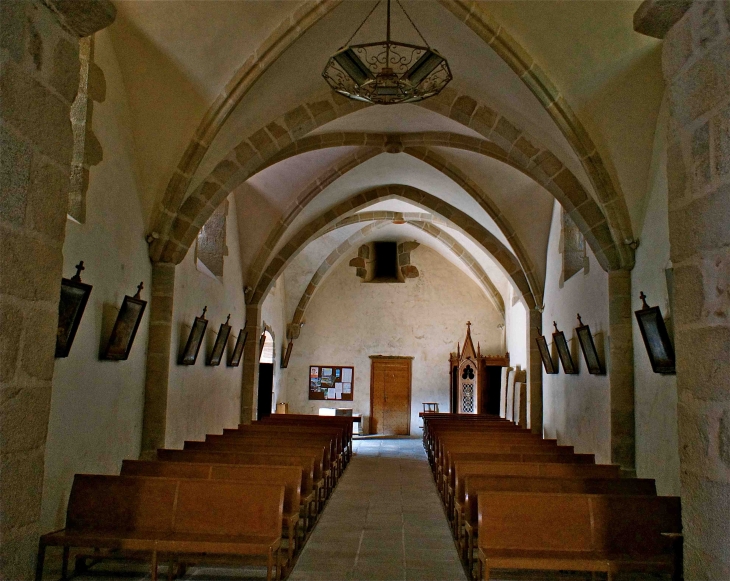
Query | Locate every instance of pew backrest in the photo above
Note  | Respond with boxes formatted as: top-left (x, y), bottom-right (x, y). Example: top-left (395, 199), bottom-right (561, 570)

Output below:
top-left (67, 474), bottom-right (284, 538)
top-left (121, 460), bottom-right (302, 515)
top-left (463, 475), bottom-right (657, 525)
top-left (478, 492), bottom-right (681, 554)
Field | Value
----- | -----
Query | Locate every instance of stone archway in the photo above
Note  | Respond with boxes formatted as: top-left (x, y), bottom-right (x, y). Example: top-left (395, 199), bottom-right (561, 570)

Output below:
top-left (248, 184), bottom-right (534, 309)
top-left (151, 102), bottom-right (626, 274)
top-left (152, 0), bottom-right (634, 269)
top-left (244, 145), bottom-right (543, 306)
top-left (288, 216), bottom-right (506, 331)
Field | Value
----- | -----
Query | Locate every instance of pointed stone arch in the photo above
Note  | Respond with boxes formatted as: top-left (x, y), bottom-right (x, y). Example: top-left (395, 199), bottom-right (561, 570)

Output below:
top-left (150, 1), bottom-right (634, 270)
top-left (249, 184), bottom-right (535, 310)
top-left (154, 123), bottom-right (618, 283)
top-left (288, 216), bottom-right (506, 334)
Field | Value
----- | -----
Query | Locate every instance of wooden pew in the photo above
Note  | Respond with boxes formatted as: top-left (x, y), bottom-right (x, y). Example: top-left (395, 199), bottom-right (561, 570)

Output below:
top-left (120, 461), bottom-right (302, 563)
top-left (36, 475), bottom-right (284, 581)
top-left (205, 433), bottom-right (339, 489)
top-left (432, 432), bottom-right (552, 471)
top-left (443, 452), bottom-right (597, 512)
top-left (460, 475), bottom-right (657, 576)
top-left (258, 415), bottom-right (355, 460)
top-left (183, 436), bottom-right (333, 502)
top-left (225, 424), bottom-right (345, 472)
top-left (438, 443), bottom-right (574, 492)
top-left (156, 449), bottom-right (319, 523)
top-left (228, 424), bottom-right (346, 478)
top-left (182, 440), bottom-right (333, 504)
top-left (476, 492), bottom-right (682, 581)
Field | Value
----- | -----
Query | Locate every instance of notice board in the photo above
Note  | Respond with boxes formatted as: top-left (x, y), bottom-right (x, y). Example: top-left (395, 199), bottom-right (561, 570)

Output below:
top-left (309, 365), bottom-right (354, 401)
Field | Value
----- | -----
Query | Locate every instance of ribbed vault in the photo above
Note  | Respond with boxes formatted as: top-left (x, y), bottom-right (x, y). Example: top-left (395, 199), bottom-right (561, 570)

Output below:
top-left (250, 184), bottom-right (534, 309)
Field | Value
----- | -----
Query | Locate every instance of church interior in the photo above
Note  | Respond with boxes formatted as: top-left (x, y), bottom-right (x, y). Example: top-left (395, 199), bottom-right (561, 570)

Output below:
top-left (1, 1), bottom-right (729, 580)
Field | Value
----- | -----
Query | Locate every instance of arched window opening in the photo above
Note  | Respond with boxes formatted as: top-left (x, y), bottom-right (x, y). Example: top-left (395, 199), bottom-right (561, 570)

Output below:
top-left (259, 330), bottom-right (275, 364)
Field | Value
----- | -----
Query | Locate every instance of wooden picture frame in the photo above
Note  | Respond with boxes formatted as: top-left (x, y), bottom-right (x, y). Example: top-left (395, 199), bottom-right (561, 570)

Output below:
top-left (281, 340), bottom-right (293, 369)
top-left (102, 283), bottom-right (147, 361)
top-left (207, 315), bottom-right (231, 366)
top-left (180, 307), bottom-right (208, 365)
top-left (576, 314), bottom-right (604, 375)
top-left (535, 334), bottom-right (558, 374)
top-left (635, 292), bottom-right (675, 374)
top-left (552, 322), bottom-right (577, 374)
top-left (56, 262), bottom-right (92, 358)
top-left (227, 329), bottom-right (246, 367)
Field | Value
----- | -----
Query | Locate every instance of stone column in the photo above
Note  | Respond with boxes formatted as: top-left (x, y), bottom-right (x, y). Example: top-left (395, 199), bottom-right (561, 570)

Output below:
top-left (140, 262), bottom-right (176, 457)
top-left (240, 303), bottom-right (262, 424)
top-left (608, 270), bottom-right (636, 474)
top-left (656, 1), bottom-right (730, 576)
top-left (527, 307), bottom-right (543, 434)
top-left (0, 1), bottom-right (114, 578)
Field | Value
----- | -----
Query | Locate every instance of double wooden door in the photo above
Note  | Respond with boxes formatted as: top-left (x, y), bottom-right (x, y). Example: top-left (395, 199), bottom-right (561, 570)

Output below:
top-left (370, 357), bottom-right (412, 435)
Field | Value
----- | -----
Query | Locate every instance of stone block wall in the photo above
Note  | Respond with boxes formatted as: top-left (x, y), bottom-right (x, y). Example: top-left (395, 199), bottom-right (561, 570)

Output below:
top-left (0, 4), bottom-right (78, 577)
top-left (663, 1), bottom-right (730, 577)
top-left (0, 1), bottom-right (113, 577)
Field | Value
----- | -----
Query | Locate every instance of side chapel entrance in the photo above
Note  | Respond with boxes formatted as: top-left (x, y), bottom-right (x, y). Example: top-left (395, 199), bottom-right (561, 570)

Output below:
top-left (370, 356), bottom-right (412, 435)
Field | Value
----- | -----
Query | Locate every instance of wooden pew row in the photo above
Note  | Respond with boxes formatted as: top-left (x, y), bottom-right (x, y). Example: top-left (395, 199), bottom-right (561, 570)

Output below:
top-left (431, 434), bottom-right (574, 489)
top-left (257, 415), bottom-right (356, 460)
top-left (36, 475), bottom-right (285, 581)
top-left (477, 492), bottom-right (682, 581)
top-left (208, 432), bottom-right (340, 489)
top-left (429, 425), bottom-right (543, 466)
top-left (460, 473), bottom-right (655, 574)
top-left (157, 449), bottom-right (320, 522)
top-left (435, 439), bottom-right (570, 490)
top-left (120, 461), bottom-right (302, 563)
top-left (442, 452), bottom-right (598, 517)
top-left (183, 439), bottom-right (334, 500)
top-left (420, 413), bottom-right (508, 445)
top-left (432, 432), bottom-right (553, 475)
top-left (225, 424), bottom-right (346, 473)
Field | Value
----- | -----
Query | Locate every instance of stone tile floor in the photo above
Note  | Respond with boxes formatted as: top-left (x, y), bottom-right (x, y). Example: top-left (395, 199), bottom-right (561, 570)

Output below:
top-left (40, 437), bottom-right (655, 581)
top-left (287, 437), bottom-right (467, 581)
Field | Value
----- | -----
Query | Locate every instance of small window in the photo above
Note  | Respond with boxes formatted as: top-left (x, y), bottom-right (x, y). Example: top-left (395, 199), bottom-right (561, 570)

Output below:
top-left (259, 330), bottom-right (275, 364)
top-left (372, 242), bottom-right (398, 282)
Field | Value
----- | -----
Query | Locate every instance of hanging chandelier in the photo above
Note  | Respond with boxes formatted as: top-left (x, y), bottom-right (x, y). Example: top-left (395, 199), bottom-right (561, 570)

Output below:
top-left (322, 0), bottom-right (452, 105)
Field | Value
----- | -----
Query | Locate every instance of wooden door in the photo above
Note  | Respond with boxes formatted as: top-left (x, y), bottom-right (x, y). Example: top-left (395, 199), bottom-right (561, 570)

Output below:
top-left (370, 358), bottom-right (411, 435)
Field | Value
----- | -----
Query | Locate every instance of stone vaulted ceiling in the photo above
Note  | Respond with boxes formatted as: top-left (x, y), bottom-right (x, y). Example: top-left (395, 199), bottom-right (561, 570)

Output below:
top-left (106, 0), bottom-right (665, 311)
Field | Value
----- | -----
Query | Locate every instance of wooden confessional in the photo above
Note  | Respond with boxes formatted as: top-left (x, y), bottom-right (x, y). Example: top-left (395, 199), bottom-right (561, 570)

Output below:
top-left (449, 322), bottom-right (509, 415)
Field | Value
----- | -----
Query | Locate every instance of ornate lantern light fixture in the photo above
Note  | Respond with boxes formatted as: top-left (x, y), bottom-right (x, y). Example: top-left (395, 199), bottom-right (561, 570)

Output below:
top-left (322, 0), bottom-right (452, 105)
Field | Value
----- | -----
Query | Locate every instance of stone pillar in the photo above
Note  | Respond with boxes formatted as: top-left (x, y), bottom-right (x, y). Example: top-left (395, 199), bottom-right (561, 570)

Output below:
top-left (0, 1), bottom-right (114, 578)
top-left (241, 303), bottom-right (262, 424)
top-left (608, 270), bottom-right (636, 473)
top-left (659, 1), bottom-right (730, 576)
top-left (140, 262), bottom-right (176, 457)
top-left (527, 308), bottom-right (543, 434)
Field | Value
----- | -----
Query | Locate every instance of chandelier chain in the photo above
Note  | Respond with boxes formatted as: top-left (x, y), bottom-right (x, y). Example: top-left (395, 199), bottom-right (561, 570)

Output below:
top-left (395, 0), bottom-right (429, 47)
top-left (344, 0), bottom-right (382, 47)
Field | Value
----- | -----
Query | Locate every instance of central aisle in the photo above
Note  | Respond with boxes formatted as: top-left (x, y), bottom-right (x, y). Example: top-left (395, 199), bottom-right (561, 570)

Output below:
top-left (288, 437), bottom-right (468, 581)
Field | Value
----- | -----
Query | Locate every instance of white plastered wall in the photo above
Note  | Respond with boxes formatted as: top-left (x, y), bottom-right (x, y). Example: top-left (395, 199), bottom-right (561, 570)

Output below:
top-left (41, 30), bottom-right (151, 531)
top-left (630, 98), bottom-right (680, 496)
top-left (279, 245), bottom-right (503, 434)
top-left (542, 201), bottom-right (611, 464)
top-left (165, 195), bottom-right (245, 448)
top-left (505, 289), bottom-right (528, 374)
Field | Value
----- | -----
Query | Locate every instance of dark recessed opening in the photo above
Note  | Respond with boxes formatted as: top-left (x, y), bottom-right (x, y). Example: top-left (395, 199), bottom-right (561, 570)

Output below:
top-left (373, 242), bottom-right (399, 282)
